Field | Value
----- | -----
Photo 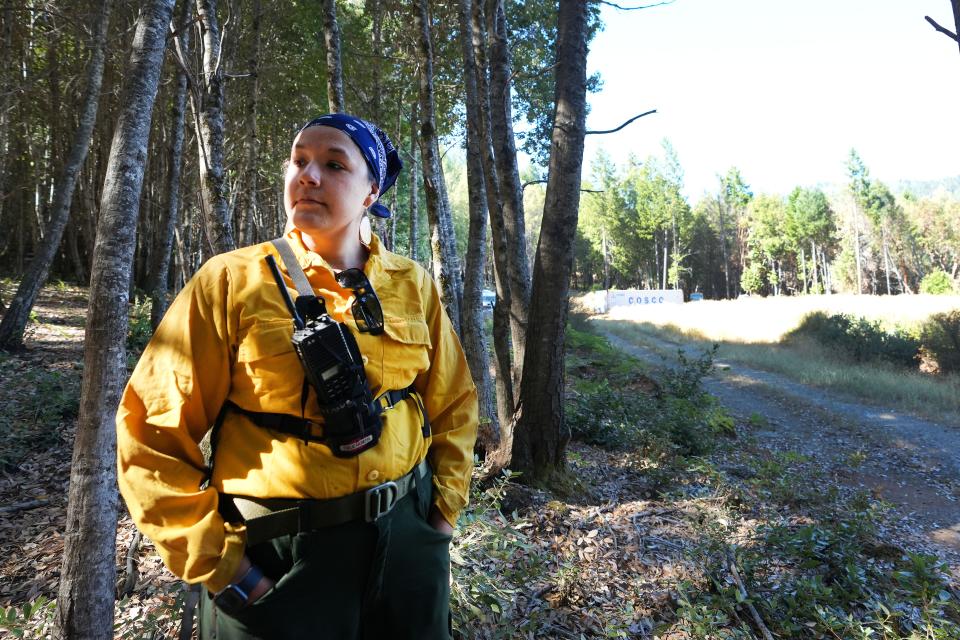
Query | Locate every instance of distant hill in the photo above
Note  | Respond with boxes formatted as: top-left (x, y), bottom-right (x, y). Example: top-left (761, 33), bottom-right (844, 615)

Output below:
top-left (814, 176), bottom-right (960, 200)
top-left (891, 176), bottom-right (960, 199)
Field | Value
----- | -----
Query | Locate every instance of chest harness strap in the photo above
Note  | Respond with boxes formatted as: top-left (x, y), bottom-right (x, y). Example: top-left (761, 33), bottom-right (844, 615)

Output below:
top-left (218, 385), bottom-right (431, 446)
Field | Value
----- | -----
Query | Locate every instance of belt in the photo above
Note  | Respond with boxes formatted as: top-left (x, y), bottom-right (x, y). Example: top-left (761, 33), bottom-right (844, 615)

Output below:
top-left (226, 459), bottom-right (430, 546)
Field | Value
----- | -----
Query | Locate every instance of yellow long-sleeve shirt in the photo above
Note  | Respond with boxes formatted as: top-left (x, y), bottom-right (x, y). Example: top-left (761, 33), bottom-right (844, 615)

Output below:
top-left (117, 231), bottom-right (478, 593)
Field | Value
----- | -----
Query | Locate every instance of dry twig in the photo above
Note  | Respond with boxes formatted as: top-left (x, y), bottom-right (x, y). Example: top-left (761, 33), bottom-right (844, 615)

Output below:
top-left (0, 499), bottom-right (49, 514)
top-left (725, 548), bottom-right (774, 640)
top-left (120, 531), bottom-right (142, 598)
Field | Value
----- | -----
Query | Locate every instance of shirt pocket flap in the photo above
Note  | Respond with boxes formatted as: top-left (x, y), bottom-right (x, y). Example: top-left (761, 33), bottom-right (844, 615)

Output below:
top-left (237, 321), bottom-right (294, 362)
top-left (382, 318), bottom-right (432, 348)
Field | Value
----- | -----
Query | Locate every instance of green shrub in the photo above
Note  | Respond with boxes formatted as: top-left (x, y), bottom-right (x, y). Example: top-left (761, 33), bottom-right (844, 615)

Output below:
top-left (788, 312), bottom-right (919, 368)
top-left (920, 310), bottom-right (960, 374)
top-left (919, 269), bottom-right (957, 294)
top-left (126, 296), bottom-right (154, 365)
top-left (565, 333), bottom-right (726, 456)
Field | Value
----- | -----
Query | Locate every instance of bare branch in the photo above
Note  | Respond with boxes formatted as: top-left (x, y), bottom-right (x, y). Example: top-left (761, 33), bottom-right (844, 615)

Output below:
top-left (585, 109), bottom-right (657, 135)
top-left (511, 62), bottom-right (558, 83)
top-left (595, 0), bottom-right (675, 11)
top-left (522, 179), bottom-right (603, 194)
top-left (925, 15), bottom-right (959, 42)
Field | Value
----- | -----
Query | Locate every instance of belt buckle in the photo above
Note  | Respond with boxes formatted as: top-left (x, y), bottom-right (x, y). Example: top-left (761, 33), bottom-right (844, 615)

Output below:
top-left (364, 481), bottom-right (399, 522)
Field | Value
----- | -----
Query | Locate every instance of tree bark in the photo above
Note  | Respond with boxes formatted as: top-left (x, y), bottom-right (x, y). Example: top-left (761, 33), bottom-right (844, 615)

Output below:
top-left (56, 3), bottom-right (174, 638)
top-left (486, 0), bottom-right (531, 386)
top-left (149, 0), bottom-right (192, 329)
top-left (0, 0), bottom-right (112, 350)
top-left (194, 0), bottom-right (235, 256)
top-left (322, 0), bottom-right (345, 112)
top-left (413, 0), bottom-right (462, 333)
top-left (511, 0), bottom-right (589, 484)
top-left (458, 0), bottom-right (499, 454)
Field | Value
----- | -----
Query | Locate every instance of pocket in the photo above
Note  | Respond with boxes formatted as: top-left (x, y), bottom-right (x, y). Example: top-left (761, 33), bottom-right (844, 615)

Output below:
top-left (237, 321), bottom-right (293, 363)
top-left (234, 321), bottom-right (299, 398)
top-left (381, 317), bottom-right (431, 388)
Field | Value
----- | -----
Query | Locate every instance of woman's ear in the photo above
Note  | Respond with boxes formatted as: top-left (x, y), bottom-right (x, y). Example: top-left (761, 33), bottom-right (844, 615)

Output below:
top-left (363, 183), bottom-right (380, 209)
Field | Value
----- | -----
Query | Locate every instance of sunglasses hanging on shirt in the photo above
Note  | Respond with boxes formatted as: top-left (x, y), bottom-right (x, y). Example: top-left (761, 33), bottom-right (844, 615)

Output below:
top-left (335, 268), bottom-right (385, 336)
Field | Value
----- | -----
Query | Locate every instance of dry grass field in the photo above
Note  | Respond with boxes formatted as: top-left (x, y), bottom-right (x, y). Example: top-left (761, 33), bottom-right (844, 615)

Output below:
top-left (596, 293), bottom-right (960, 344)
top-left (574, 293), bottom-right (960, 424)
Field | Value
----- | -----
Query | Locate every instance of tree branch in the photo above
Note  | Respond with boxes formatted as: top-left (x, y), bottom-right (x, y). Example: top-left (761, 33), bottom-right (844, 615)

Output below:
top-left (522, 179), bottom-right (603, 194)
top-left (585, 109), bottom-right (657, 135)
top-left (726, 548), bottom-right (774, 640)
top-left (511, 62), bottom-right (558, 83)
top-left (925, 15), bottom-right (959, 42)
top-left (595, 0), bottom-right (675, 11)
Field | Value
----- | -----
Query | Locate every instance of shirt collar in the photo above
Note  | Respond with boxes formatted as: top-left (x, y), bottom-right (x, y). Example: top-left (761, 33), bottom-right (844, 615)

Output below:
top-left (284, 228), bottom-right (410, 278)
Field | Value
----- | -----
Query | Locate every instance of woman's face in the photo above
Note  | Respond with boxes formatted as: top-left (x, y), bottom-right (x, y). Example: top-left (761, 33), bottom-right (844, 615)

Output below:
top-left (284, 126), bottom-right (379, 238)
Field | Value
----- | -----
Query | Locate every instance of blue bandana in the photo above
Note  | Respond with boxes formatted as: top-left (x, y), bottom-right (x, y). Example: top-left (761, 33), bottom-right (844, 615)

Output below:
top-left (297, 113), bottom-right (403, 218)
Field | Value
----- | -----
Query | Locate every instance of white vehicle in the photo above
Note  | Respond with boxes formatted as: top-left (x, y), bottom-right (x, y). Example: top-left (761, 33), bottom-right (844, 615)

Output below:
top-left (481, 289), bottom-right (496, 308)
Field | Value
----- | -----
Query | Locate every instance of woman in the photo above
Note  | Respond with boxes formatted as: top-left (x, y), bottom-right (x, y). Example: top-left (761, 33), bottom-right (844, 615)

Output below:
top-left (117, 114), bottom-right (478, 639)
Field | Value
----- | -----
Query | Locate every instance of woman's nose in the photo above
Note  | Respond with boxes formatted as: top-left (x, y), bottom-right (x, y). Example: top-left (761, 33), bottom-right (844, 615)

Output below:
top-left (300, 162), bottom-right (321, 185)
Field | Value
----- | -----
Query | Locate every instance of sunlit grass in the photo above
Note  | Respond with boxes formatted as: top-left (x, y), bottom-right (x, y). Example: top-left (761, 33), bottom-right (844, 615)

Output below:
top-left (597, 313), bottom-right (960, 426)
top-left (589, 293), bottom-right (960, 344)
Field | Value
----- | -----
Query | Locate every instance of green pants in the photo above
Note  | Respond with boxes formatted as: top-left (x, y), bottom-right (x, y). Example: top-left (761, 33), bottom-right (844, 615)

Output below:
top-left (199, 467), bottom-right (452, 639)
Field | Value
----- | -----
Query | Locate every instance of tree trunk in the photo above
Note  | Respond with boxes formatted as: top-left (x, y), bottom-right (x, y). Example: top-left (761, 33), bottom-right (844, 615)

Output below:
top-left (322, 0), bottom-right (345, 112)
top-left (486, 0), bottom-right (531, 386)
top-left (511, 0), bottom-right (588, 485)
top-left (799, 246), bottom-right (807, 294)
top-left (413, 0), bottom-right (462, 333)
top-left (717, 196), bottom-right (730, 298)
top-left (853, 201), bottom-right (863, 294)
top-left (882, 227), bottom-right (892, 295)
top-left (473, 0), bottom-right (516, 451)
top-left (194, 0), bottom-right (235, 256)
top-left (237, 0), bottom-right (262, 247)
top-left (0, 5), bottom-right (13, 251)
top-left (56, 3), bottom-right (174, 638)
top-left (810, 240), bottom-right (818, 293)
top-left (0, 1), bottom-right (112, 350)
top-left (458, 0), bottom-right (499, 454)
top-left (149, 0), bottom-right (191, 329)
top-left (408, 102), bottom-right (419, 262)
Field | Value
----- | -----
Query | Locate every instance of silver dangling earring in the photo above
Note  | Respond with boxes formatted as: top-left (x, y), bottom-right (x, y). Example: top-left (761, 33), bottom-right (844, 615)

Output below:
top-left (359, 211), bottom-right (373, 246)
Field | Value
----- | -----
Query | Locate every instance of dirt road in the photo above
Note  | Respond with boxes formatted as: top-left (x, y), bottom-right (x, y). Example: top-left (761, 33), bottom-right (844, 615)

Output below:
top-left (594, 321), bottom-right (960, 563)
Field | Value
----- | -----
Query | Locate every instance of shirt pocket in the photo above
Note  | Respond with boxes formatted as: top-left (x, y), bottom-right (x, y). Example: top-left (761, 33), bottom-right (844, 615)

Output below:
top-left (381, 316), bottom-right (432, 389)
top-left (234, 321), bottom-right (299, 403)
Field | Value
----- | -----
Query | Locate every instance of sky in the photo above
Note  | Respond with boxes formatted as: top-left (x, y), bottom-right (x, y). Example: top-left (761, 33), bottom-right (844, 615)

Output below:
top-left (581, 0), bottom-right (960, 200)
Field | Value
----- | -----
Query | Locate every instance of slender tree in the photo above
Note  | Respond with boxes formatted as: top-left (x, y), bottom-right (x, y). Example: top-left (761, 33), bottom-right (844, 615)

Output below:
top-left (149, 0), bottom-right (192, 328)
top-left (511, 0), bottom-right (589, 484)
top-left (0, 1), bottom-right (112, 350)
top-left (472, 0), bottom-right (515, 450)
top-left (56, 4), bottom-right (175, 637)
top-left (408, 102), bottom-right (420, 262)
top-left (486, 0), bottom-right (532, 385)
top-left (322, 0), bottom-right (345, 112)
top-left (458, 0), bottom-right (499, 452)
top-left (238, 0), bottom-right (263, 247)
top-left (413, 0), bottom-right (462, 332)
top-left (194, 0), bottom-right (235, 255)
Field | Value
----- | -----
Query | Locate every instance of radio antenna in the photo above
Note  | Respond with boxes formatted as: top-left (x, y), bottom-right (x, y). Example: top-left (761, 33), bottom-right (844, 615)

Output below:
top-left (265, 255), bottom-right (305, 329)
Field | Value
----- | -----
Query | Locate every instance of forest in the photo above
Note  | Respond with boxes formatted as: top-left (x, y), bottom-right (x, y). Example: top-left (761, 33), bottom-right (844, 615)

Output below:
top-left (1, 0), bottom-right (960, 638)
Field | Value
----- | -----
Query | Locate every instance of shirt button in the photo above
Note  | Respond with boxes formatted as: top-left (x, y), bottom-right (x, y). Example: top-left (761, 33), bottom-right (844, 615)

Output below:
top-left (367, 470), bottom-right (380, 482)
top-left (362, 355), bottom-right (369, 364)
